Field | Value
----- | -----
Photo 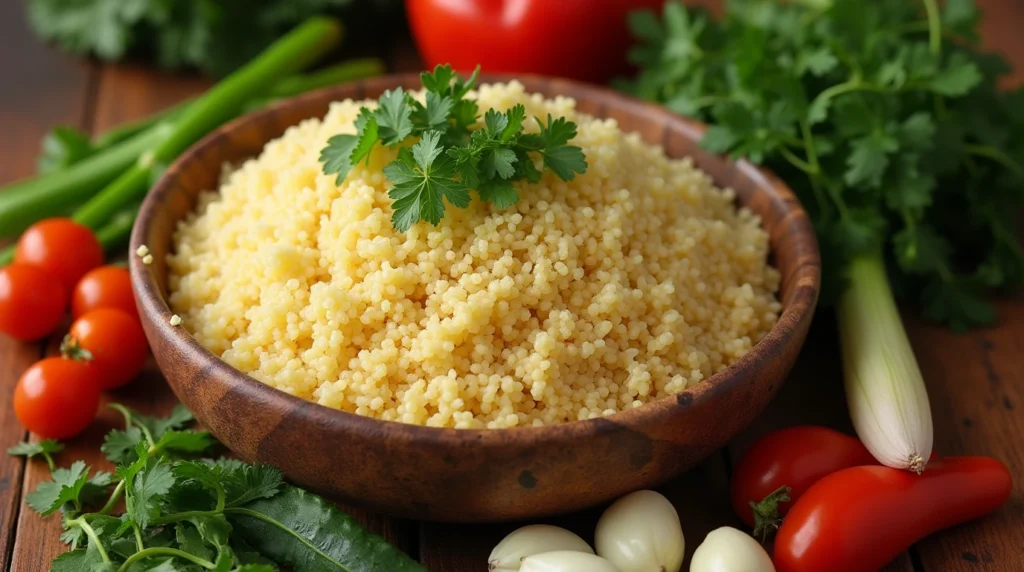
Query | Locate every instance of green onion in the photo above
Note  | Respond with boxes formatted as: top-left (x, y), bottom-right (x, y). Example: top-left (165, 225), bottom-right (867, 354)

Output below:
top-left (838, 253), bottom-right (934, 474)
top-left (71, 17), bottom-right (343, 230)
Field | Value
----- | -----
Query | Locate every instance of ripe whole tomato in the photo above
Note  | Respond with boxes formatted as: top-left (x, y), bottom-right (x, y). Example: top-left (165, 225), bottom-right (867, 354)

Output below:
top-left (15, 218), bottom-right (104, 292)
top-left (68, 308), bottom-right (148, 389)
top-left (405, 0), bottom-right (666, 84)
top-left (14, 357), bottom-right (100, 439)
top-left (0, 263), bottom-right (67, 341)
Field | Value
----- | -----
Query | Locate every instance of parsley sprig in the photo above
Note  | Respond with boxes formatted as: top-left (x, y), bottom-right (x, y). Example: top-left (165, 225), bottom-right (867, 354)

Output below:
top-left (624, 0), bottom-right (1024, 330)
top-left (320, 65), bottom-right (588, 231)
top-left (12, 404), bottom-right (423, 572)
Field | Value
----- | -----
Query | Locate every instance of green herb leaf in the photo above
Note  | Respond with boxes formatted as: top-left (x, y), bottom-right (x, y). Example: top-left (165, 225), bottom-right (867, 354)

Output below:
top-left (222, 463), bottom-right (283, 508)
top-left (374, 88), bottom-right (414, 146)
top-left (228, 485), bottom-right (426, 572)
top-left (50, 544), bottom-right (113, 572)
top-left (176, 522), bottom-right (215, 562)
top-left (124, 453), bottom-right (174, 529)
top-left (384, 133), bottom-right (470, 231)
top-left (525, 114), bottom-right (588, 181)
top-left (155, 430), bottom-right (218, 455)
top-left (27, 460), bottom-right (91, 516)
top-left (8, 439), bottom-right (64, 463)
top-left (844, 132), bottom-right (899, 187)
top-left (102, 427), bottom-right (144, 465)
top-left (320, 135), bottom-right (359, 185)
top-left (930, 53), bottom-right (982, 96)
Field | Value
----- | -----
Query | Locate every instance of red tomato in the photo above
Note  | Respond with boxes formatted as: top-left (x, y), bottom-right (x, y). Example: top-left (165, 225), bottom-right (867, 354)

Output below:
top-left (68, 308), bottom-right (148, 389)
top-left (71, 265), bottom-right (137, 320)
top-left (730, 426), bottom-right (875, 528)
top-left (773, 457), bottom-right (1013, 572)
top-left (0, 263), bottom-right (67, 341)
top-left (14, 357), bottom-right (101, 439)
top-left (15, 218), bottom-right (104, 292)
top-left (405, 0), bottom-right (665, 84)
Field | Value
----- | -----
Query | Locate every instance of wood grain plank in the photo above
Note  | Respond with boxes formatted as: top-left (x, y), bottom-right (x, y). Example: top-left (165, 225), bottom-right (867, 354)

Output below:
top-left (904, 302), bottom-right (1024, 572)
top-left (0, 1), bottom-right (94, 569)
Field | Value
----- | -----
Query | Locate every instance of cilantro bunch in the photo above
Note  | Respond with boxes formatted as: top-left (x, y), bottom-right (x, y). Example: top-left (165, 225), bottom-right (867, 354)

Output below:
top-left (9, 404), bottom-right (423, 572)
top-left (623, 0), bottom-right (1024, 330)
top-left (320, 65), bottom-right (589, 231)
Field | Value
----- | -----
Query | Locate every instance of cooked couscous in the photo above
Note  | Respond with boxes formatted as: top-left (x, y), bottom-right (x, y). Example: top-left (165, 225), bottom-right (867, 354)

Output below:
top-left (167, 81), bottom-right (781, 429)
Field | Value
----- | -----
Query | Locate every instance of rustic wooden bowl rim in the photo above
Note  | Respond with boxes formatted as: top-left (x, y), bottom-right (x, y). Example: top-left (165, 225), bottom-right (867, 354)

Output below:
top-left (131, 72), bottom-right (820, 448)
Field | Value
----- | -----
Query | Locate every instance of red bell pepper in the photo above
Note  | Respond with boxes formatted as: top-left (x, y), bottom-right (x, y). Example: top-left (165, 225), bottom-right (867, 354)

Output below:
top-left (405, 0), bottom-right (664, 84)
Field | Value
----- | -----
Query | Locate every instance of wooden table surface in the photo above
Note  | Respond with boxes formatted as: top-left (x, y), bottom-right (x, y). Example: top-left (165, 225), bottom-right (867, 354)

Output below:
top-left (1, 2), bottom-right (1022, 571)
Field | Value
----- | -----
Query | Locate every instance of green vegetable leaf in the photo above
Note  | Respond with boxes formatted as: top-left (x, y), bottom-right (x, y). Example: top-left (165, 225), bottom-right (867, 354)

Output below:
top-left (222, 463), bottom-right (283, 508)
top-left (420, 64), bottom-right (456, 96)
top-left (112, 403), bottom-right (194, 442)
top-left (796, 47), bottom-right (838, 77)
top-left (942, 0), bottom-right (980, 38)
top-left (79, 471), bottom-right (117, 507)
top-left (477, 179), bottom-right (520, 209)
top-left (177, 522), bottom-right (215, 562)
top-left (154, 430), bottom-right (218, 455)
top-left (384, 133), bottom-right (470, 231)
top-left (351, 108), bottom-right (380, 165)
top-left (374, 88), bottom-right (414, 146)
top-left (102, 427), bottom-right (144, 465)
top-left (413, 91), bottom-right (453, 132)
top-left (50, 544), bottom-right (113, 572)
top-left (8, 439), bottom-right (64, 470)
top-left (319, 135), bottom-right (359, 185)
top-left (228, 485), bottom-right (426, 572)
top-left (844, 132), bottom-right (899, 188)
top-left (502, 104), bottom-right (527, 142)
top-left (525, 114), bottom-right (588, 181)
top-left (921, 278), bottom-right (995, 332)
top-left (27, 460), bottom-right (91, 516)
top-left (930, 52), bottom-right (982, 96)
top-left (128, 456), bottom-right (174, 529)
top-left (38, 126), bottom-right (95, 174)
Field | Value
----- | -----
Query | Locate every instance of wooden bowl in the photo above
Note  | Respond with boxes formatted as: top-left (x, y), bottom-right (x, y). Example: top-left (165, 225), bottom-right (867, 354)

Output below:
top-left (130, 74), bottom-right (820, 522)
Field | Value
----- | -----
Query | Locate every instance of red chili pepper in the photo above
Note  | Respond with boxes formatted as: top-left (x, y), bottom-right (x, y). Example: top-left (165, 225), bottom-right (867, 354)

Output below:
top-left (773, 456), bottom-right (1013, 572)
top-left (730, 426), bottom-right (876, 533)
top-left (405, 0), bottom-right (664, 84)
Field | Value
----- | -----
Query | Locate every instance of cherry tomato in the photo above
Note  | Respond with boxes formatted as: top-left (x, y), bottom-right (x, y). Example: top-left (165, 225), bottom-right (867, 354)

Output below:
top-left (773, 457), bottom-right (1013, 572)
top-left (0, 263), bottom-right (67, 341)
top-left (731, 426), bottom-right (875, 528)
top-left (14, 357), bottom-right (101, 439)
top-left (71, 265), bottom-right (137, 320)
top-left (405, 0), bottom-right (665, 84)
top-left (68, 308), bottom-right (148, 389)
top-left (15, 218), bottom-right (104, 292)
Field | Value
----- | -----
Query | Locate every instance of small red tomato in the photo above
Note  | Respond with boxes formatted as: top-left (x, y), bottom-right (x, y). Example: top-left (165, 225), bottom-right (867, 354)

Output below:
top-left (71, 265), bottom-right (137, 320)
top-left (773, 457), bottom-right (1013, 572)
top-left (14, 357), bottom-right (101, 439)
top-left (68, 308), bottom-right (148, 389)
top-left (0, 263), bottom-right (67, 341)
top-left (730, 426), bottom-right (875, 531)
top-left (15, 218), bottom-right (104, 292)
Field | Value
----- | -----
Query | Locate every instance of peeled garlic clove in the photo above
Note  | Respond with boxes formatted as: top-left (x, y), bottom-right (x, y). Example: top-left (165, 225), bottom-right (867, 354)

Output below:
top-left (520, 551), bottom-right (623, 572)
top-left (595, 490), bottom-right (685, 572)
top-left (690, 527), bottom-right (775, 572)
top-left (489, 525), bottom-right (595, 571)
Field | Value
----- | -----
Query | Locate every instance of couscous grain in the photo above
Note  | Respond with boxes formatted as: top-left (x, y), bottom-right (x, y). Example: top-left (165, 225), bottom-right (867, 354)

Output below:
top-left (168, 82), bottom-right (781, 429)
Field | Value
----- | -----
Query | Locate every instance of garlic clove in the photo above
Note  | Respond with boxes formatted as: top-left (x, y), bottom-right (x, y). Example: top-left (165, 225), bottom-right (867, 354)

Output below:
top-left (520, 551), bottom-right (623, 572)
top-left (595, 490), bottom-right (685, 572)
top-left (489, 525), bottom-right (595, 571)
top-left (690, 527), bottom-right (775, 572)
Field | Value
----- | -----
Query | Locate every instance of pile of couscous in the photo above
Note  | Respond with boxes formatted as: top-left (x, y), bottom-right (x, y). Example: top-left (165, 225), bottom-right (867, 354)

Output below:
top-left (168, 81), bottom-right (781, 429)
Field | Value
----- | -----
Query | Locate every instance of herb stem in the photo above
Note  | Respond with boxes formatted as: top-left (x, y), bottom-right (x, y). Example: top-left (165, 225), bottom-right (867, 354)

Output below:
top-left (42, 452), bottom-right (56, 472)
top-left (116, 547), bottom-right (217, 572)
top-left (779, 145), bottom-right (816, 174)
top-left (132, 523), bottom-right (145, 552)
top-left (921, 0), bottom-right (942, 54)
top-left (98, 479), bottom-right (126, 516)
top-left (68, 518), bottom-right (112, 564)
top-left (966, 144), bottom-right (1024, 178)
top-left (150, 509), bottom-right (219, 526)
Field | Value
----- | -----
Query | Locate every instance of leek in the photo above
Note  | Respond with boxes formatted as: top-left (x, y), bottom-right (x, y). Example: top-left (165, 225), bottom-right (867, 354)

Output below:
top-left (838, 253), bottom-right (934, 473)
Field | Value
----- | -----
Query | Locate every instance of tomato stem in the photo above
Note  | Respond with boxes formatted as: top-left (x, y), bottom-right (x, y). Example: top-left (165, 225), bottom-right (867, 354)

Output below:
top-left (750, 485), bottom-right (791, 542)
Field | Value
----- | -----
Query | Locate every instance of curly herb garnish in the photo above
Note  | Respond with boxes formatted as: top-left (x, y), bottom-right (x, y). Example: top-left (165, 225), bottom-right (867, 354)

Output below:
top-left (319, 64), bottom-right (589, 231)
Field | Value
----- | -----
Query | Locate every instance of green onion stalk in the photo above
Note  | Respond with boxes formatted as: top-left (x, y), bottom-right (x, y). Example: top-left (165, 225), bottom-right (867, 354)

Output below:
top-left (838, 253), bottom-right (934, 474)
top-left (0, 21), bottom-right (380, 265)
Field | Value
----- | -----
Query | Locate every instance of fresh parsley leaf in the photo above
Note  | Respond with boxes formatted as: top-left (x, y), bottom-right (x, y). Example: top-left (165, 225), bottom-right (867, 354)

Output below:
top-left (111, 403), bottom-right (194, 442)
top-left (413, 91), bottom-right (454, 132)
top-left (50, 545), bottom-right (112, 572)
top-left (524, 114), bottom-right (588, 181)
top-left (478, 179), bottom-right (520, 209)
top-left (351, 108), bottom-right (380, 165)
top-left (80, 472), bottom-right (117, 507)
top-left (155, 430), bottom-right (218, 455)
top-left (384, 133), bottom-right (470, 231)
top-left (8, 439), bottom-right (64, 470)
top-left (222, 463), bottom-right (283, 508)
top-left (129, 457), bottom-right (175, 529)
top-left (374, 88), bottom-right (414, 146)
top-left (177, 522), bottom-right (215, 562)
top-left (930, 52), bottom-right (982, 96)
top-left (102, 426), bottom-right (144, 465)
top-left (320, 135), bottom-right (359, 185)
top-left (27, 460), bottom-right (91, 516)
top-left (502, 104), bottom-right (527, 142)
top-left (420, 64), bottom-right (456, 94)
top-left (482, 148), bottom-right (517, 180)
top-left (844, 132), bottom-right (899, 188)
